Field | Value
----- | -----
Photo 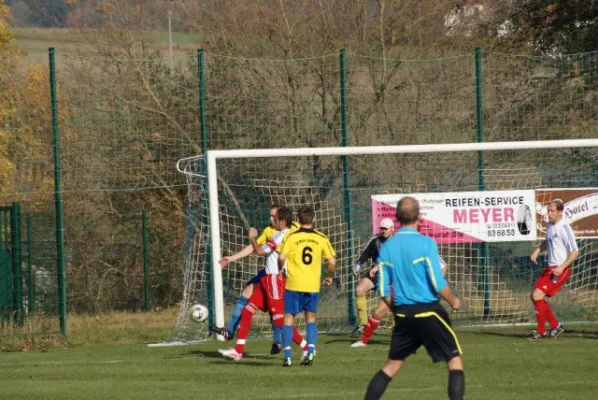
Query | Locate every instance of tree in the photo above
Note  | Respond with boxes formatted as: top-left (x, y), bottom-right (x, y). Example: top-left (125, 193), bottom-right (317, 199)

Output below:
top-left (1, 0), bottom-right (16, 196)
top-left (8, 0), bottom-right (71, 27)
top-left (1, 0), bottom-right (63, 201)
top-left (477, 0), bottom-right (598, 54)
top-left (0, 0), bottom-right (11, 48)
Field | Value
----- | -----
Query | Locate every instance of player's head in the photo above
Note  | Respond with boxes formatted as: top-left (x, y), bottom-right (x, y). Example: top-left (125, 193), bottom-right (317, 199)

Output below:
top-left (269, 204), bottom-right (283, 226)
top-left (379, 218), bottom-right (395, 238)
top-left (275, 206), bottom-right (293, 230)
top-left (297, 205), bottom-right (315, 226)
top-left (396, 196), bottom-right (419, 226)
top-left (547, 200), bottom-right (564, 223)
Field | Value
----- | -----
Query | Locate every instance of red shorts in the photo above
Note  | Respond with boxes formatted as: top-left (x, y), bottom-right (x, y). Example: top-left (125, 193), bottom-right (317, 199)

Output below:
top-left (533, 266), bottom-right (571, 297)
top-left (247, 273), bottom-right (285, 319)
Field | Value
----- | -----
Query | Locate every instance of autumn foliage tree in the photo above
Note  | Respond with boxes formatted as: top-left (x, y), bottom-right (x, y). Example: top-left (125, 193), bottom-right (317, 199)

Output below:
top-left (1, 0), bottom-right (55, 198)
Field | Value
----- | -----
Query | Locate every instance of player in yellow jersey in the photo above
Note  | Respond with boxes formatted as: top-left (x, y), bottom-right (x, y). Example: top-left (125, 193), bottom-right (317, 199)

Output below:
top-left (213, 204), bottom-right (299, 354)
top-left (277, 205), bottom-right (336, 367)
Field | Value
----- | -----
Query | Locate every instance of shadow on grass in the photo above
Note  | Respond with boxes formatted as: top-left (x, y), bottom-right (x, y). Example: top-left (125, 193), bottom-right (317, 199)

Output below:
top-left (472, 329), bottom-right (598, 340)
top-left (186, 349), bottom-right (275, 361)
top-left (471, 330), bottom-right (527, 339)
top-left (323, 337), bottom-right (388, 346)
top-left (208, 359), bottom-right (272, 366)
top-left (563, 329), bottom-right (598, 339)
top-left (187, 350), bottom-right (226, 359)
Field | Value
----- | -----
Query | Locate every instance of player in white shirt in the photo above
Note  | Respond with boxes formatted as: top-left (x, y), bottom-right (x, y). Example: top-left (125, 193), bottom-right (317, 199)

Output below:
top-left (528, 200), bottom-right (579, 340)
top-left (219, 207), bottom-right (309, 360)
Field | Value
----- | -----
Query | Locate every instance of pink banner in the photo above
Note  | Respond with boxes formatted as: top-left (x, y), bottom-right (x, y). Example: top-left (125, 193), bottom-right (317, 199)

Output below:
top-left (371, 199), bottom-right (482, 244)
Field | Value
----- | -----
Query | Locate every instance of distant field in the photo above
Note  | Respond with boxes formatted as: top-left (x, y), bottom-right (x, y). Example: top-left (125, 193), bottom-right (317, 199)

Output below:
top-left (2, 322), bottom-right (598, 399)
top-left (11, 28), bottom-right (202, 55)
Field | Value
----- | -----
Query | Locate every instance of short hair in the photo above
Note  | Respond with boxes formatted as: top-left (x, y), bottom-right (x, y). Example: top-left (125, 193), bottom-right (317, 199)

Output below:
top-left (270, 204), bottom-right (283, 211)
top-left (396, 196), bottom-right (419, 225)
top-left (297, 205), bottom-right (315, 225)
top-left (549, 200), bottom-right (564, 212)
top-left (276, 206), bottom-right (293, 227)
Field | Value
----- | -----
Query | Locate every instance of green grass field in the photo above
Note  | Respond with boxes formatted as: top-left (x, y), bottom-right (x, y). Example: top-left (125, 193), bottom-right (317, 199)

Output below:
top-left (2, 324), bottom-right (598, 399)
top-left (11, 28), bottom-right (201, 55)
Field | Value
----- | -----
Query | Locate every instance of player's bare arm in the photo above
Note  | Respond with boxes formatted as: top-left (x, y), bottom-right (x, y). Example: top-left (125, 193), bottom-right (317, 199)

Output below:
top-left (369, 265), bottom-right (379, 278)
top-left (219, 245), bottom-right (255, 268)
top-left (323, 257), bottom-right (336, 285)
top-left (530, 241), bottom-right (547, 265)
top-left (553, 249), bottom-right (579, 277)
top-left (439, 285), bottom-right (461, 312)
top-left (277, 252), bottom-right (286, 272)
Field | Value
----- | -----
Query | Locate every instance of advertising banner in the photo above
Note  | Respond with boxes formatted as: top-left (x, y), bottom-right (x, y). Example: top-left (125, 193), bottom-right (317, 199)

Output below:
top-left (371, 190), bottom-right (537, 244)
top-left (535, 189), bottom-right (598, 238)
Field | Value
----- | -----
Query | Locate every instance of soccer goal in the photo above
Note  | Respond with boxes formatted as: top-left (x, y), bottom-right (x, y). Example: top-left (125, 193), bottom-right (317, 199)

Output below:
top-left (166, 139), bottom-right (598, 344)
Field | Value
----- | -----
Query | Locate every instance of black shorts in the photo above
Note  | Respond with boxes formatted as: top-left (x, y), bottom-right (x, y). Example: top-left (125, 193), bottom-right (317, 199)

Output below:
top-left (388, 301), bottom-right (462, 363)
top-left (365, 271), bottom-right (378, 289)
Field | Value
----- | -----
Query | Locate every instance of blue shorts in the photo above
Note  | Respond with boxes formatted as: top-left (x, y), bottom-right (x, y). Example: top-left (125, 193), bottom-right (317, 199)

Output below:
top-left (284, 290), bottom-right (319, 314)
top-left (246, 268), bottom-right (267, 286)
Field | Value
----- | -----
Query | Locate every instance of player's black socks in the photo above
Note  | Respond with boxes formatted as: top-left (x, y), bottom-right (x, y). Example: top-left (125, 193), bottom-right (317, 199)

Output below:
top-left (364, 369), bottom-right (392, 400)
top-left (448, 369), bottom-right (465, 400)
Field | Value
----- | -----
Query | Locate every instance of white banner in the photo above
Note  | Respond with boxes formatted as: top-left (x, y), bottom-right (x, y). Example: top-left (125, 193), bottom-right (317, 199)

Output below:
top-left (371, 190), bottom-right (537, 243)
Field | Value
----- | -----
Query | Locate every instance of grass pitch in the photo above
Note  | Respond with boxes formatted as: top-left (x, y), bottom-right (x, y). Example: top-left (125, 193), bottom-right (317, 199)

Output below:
top-left (11, 28), bottom-right (202, 55)
top-left (1, 324), bottom-right (597, 399)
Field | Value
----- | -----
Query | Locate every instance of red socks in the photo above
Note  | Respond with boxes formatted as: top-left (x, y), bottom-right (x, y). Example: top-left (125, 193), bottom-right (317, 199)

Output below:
top-left (234, 308), bottom-right (254, 354)
top-left (292, 326), bottom-right (308, 351)
top-left (235, 310), bottom-right (307, 354)
top-left (544, 300), bottom-right (559, 330)
top-left (362, 317), bottom-right (381, 344)
top-left (534, 299), bottom-right (560, 334)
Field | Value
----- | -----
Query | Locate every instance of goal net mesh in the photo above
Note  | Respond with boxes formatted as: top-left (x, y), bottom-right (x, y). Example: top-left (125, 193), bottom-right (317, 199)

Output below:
top-left (172, 147), bottom-right (598, 342)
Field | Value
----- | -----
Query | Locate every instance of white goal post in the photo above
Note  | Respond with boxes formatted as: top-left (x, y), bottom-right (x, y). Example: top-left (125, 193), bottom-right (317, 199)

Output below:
top-left (202, 138), bottom-right (598, 329)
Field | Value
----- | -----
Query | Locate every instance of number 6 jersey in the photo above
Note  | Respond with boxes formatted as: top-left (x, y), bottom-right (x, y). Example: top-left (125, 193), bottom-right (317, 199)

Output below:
top-left (277, 227), bottom-right (336, 293)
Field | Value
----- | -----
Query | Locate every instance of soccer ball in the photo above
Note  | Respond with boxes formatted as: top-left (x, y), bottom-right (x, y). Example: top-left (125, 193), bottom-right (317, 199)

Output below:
top-left (189, 303), bottom-right (209, 323)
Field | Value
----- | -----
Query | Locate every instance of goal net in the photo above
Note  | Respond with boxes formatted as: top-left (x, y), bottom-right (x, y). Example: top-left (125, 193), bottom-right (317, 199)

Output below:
top-left (169, 139), bottom-right (598, 344)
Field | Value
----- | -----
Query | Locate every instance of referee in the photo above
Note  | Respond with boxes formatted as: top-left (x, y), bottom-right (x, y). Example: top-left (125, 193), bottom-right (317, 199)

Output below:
top-left (364, 197), bottom-right (464, 400)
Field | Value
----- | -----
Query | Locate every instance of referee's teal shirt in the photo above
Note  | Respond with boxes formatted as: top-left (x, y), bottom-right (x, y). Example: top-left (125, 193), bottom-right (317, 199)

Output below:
top-left (377, 227), bottom-right (448, 306)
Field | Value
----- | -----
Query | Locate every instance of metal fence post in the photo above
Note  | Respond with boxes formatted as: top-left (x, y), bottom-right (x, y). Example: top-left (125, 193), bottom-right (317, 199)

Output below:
top-left (49, 47), bottom-right (68, 340)
top-left (475, 48), bottom-right (490, 318)
top-left (10, 202), bottom-right (23, 326)
top-left (142, 209), bottom-right (150, 312)
top-left (26, 213), bottom-right (34, 314)
top-left (340, 49), bottom-right (357, 326)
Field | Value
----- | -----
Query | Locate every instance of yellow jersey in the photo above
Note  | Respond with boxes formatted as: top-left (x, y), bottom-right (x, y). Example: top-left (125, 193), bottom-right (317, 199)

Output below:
top-left (257, 226), bottom-right (277, 245)
top-left (277, 227), bottom-right (336, 293)
top-left (257, 221), bottom-right (301, 245)
top-left (289, 221), bottom-right (301, 233)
